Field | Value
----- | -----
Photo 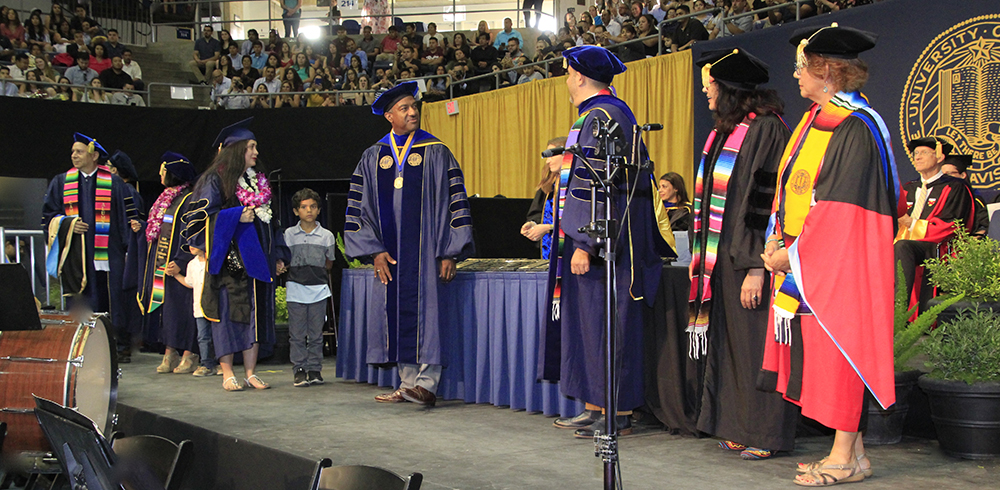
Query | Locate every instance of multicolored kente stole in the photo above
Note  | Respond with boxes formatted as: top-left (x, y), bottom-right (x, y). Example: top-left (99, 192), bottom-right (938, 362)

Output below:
top-left (770, 91), bottom-right (897, 345)
top-left (64, 166), bottom-right (113, 264)
top-left (550, 111), bottom-right (591, 321)
top-left (686, 114), bottom-right (755, 359)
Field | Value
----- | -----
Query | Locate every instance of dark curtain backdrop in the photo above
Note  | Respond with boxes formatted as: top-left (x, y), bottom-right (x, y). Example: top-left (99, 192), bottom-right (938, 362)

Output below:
top-left (0, 98), bottom-right (390, 184)
top-left (691, 0), bottom-right (1000, 200)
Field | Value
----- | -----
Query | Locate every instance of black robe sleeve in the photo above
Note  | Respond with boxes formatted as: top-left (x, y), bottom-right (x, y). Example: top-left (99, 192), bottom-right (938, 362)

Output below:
top-left (525, 188), bottom-right (548, 224)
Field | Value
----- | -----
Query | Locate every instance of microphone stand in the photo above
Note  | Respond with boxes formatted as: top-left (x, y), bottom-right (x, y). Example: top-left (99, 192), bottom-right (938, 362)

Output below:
top-left (552, 120), bottom-right (661, 490)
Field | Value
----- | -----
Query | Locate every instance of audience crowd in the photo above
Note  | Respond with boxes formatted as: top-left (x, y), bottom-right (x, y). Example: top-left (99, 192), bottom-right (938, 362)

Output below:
top-left (0, 1), bottom-right (879, 107)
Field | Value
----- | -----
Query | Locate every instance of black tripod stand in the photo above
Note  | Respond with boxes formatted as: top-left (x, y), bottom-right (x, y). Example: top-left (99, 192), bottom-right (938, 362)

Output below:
top-left (547, 119), bottom-right (662, 490)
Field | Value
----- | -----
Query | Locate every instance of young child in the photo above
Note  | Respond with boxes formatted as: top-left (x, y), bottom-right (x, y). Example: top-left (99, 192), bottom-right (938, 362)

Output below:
top-left (172, 246), bottom-right (218, 377)
top-left (283, 188), bottom-right (336, 387)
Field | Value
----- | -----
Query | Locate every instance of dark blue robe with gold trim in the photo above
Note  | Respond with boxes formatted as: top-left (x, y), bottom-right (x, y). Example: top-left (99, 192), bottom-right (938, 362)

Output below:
top-left (344, 129), bottom-right (475, 366)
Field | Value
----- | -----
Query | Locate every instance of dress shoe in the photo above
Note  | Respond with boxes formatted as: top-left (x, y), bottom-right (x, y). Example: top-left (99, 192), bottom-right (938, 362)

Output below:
top-left (401, 386), bottom-right (437, 406)
top-left (375, 388), bottom-right (407, 403)
top-left (573, 415), bottom-right (633, 439)
top-left (156, 350), bottom-right (180, 373)
top-left (553, 409), bottom-right (599, 429)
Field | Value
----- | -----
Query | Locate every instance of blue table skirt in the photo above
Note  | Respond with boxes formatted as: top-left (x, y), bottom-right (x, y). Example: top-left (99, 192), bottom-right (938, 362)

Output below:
top-left (336, 269), bottom-right (585, 417)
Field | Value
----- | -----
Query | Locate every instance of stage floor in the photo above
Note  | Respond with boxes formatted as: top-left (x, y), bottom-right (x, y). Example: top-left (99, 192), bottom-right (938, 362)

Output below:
top-left (117, 352), bottom-right (997, 490)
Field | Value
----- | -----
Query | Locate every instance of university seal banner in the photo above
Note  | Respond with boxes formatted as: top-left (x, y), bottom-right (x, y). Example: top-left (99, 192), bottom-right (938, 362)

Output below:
top-left (691, 0), bottom-right (1000, 199)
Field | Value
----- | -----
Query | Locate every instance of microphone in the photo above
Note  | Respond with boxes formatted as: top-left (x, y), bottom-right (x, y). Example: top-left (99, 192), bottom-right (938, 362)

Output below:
top-left (642, 123), bottom-right (664, 131)
top-left (541, 146), bottom-right (564, 158)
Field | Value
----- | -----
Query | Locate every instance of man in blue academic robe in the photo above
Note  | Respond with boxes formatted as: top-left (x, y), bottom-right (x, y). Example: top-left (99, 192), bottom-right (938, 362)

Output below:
top-left (43, 134), bottom-right (130, 337)
top-left (539, 46), bottom-right (674, 437)
top-left (345, 81), bottom-right (475, 407)
top-left (108, 149), bottom-right (145, 362)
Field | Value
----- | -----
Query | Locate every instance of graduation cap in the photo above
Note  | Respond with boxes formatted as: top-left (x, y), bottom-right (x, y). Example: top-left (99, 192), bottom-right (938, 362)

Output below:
top-left (907, 136), bottom-right (953, 160)
top-left (108, 150), bottom-right (137, 182)
top-left (790, 23), bottom-right (877, 74)
top-left (371, 81), bottom-right (419, 116)
top-left (161, 151), bottom-right (198, 183)
top-left (562, 45), bottom-right (626, 85)
top-left (696, 48), bottom-right (769, 91)
top-left (73, 133), bottom-right (108, 158)
top-left (212, 117), bottom-right (256, 149)
top-left (942, 154), bottom-right (973, 174)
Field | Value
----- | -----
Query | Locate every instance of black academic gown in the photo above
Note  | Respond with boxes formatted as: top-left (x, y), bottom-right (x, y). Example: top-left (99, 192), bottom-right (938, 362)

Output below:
top-left (42, 168), bottom-right (130, 323)
top-left (119, 185), bottom-right (145, 348)
top-left (539, 94), bottom-right (673, 411)
top-left (693, 113), bottom-right (800, 451)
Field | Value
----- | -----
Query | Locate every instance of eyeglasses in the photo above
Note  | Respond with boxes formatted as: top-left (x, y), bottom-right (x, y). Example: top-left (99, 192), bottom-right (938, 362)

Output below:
top-left (793, 62), bottom-right (807, 75)
top-left (912, 149), bottom-right (936, 157)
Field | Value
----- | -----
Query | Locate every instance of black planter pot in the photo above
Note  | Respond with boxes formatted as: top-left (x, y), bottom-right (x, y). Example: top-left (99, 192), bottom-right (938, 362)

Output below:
top-left (262, 322), bottom-right (291, 365)
top-left (865, 370), bottom-right (922, 445)
top-left (928, 298), bottom-right (1000, 326)
top-left (918, 375), bottom-right (1000, 459)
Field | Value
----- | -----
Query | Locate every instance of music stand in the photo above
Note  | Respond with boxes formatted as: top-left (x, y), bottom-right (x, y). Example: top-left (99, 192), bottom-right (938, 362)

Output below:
top-left (0, 264), bottom-right (42, 331)
top-left (33, 396), bottom-right (118, 490)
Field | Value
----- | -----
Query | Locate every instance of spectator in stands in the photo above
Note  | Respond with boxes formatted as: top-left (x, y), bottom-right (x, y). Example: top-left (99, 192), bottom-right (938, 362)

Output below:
top-left (104, 29), bottom-right (125, 59)
top-left (396, 46), bottom-right (420, 76)
top-left (291, 52), bottom-right (315, 85)
top-left (379, 25), bottom-right (401, 59)
top-left (402, 23), bottom-right (420, 49)
top-left (494, 17), bottom-right (524, 52)
top-left (282, 0), bottom-right (302, 38)
top-left (670, 4), bottom-right (709, 52)
top-left (1, 8), bottom-right (25, 48)
top-left (25, 10), bottom-right (52, 52)
top-left (355, 74), bottom-right (375, 105)
top-left (505, 37), bottom-right (524, 62)
top-left (471, 32), bottom-right (499, 75)
top-left (693, 0), bottom-right (716, 28)
top-left (99, 55), bottom-right (132, 90)
top-left (274, 80), bottom-right (300, 108)
top-left (647, 0), bottom-right (667, 22)
top-left (590, 5), bottom-right (602, 25)
top-left (254, 65), bottom-right (280, 94)
top-left (278, 41), bottom-right (294, 68)
top-left (47, 2), bottom-right (68, 33)
top-left (217, 52), bottom-right (238, 79)
top-left (420, 37), bottom-right (445, 74)
top-left (372, 68), bottom-right (394, 90)
top-left (218, 29), bottom-right (236, 54)
top-left (225, 43), bottom-right (242, 68)
top-left (224, 77), bottom-right (251, 109)
top-left (280, 63), bottom-right (303, 90)
top-left (634, 14), bottom-right (660, 56)
top-left (33, 55), bottom-right (58, 82)
top-left (450, 32), bottom-right (471, 61)
top-left (305, 77), bottom-right (331, 106)
top-left (447, 47), bottom-right (473, 72)
top-left (333, 25), bottom-right (351, 53)
top-left (564, 11), bottom-right (577, 32)
top-left (630, 0), bottom-right (645, 23)
top-left (190, 25), bottom-right (221, 84)
top-left (240, 29), bottom-right (260, 55)
top-left (359, 25), bottom-right (377, 59)
top-left (533, 36), bottom-right (555, 66)
top-left (110, 81), bottom-right (144, 106)
top-left (52, 19), bottom-right (72, 46)
top-left (65, 51), bottom-right (99, 93)
top-left (20, 69), bottom-right (44, 97)
top-left (265, 53), bottom-right (281, 76)
top-left (476, 20), bottom-right (492, 45)
top-left (710, 0), bottom-right (754, 39)
top-left (250, 83), bottom-right (272, 108)
top-left (81, 77), bottom-right (108, 103)
top-left (581, 32), bottom-right (597, 45)
top-left (89, 40), bottom-right (112, 73)
top-left (343, 38), bottom-right (368, 71)
top-left (602, 9), bottom-right (622, 37)
top-left (325, 41), bottom-right (341, 75)
top-left (71, 6), bottom-right (100, 37)
top-left (248, 41), bottom-right (267, 69)
top-left (517, 59), bottom-right (543, 84)
top-left (0, 66), bottom-right (18, 96)
top-left (238, 55), bottom-right (262, 87)
top-left (67, 30), bottom-right (89, 59)
top-left (121, 48), bottom-right (143, 89)
top-left (580, 11), bottom-right (595, 28)
top-left (347, 55), bottom-right (364, 79)
top-left (609, 24), bottom-right (645, 62)
top-left (9, 52), bottom-right (29, 80)
top-left (304, 44), bottom-right (323, 70)
top-left (423, 22), bottom-right (439, 48)
top-left (266, 29), bottom-right (280, 53)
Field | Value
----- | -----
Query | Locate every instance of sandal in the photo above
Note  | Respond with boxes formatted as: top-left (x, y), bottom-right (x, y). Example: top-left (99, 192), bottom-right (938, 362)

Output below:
top-left (740, 447), bottom-right (773, 460)
top-left (719, 440), bottom-right (748, 451)
top-left (794, 460), bottom-right (865, 487)
top-left (244, 374), bottom-right (270, 390)
top-left (223, 376), bottom-right (244, 392)
top-left (799, 454), bottom-right (872, 478)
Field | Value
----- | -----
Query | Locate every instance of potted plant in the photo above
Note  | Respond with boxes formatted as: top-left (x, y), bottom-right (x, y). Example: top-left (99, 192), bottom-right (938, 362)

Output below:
top-left (865, 264), bottom-right (963, 445)
top-left (918, 308), bottom-right (1000, 458)
top-left (924, 225), bottom-right (1000, 323)
top-left (267, 285), bottom-right (291, 365)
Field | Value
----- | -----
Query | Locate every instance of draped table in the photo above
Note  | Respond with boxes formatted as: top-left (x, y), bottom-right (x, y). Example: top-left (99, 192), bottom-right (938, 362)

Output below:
top-left (336, 265), bottom-right (700, 428)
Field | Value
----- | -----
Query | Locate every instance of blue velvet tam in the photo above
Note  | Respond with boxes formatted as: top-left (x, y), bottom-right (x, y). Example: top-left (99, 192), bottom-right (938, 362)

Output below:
top-left (161, 151), bottom-right (198, 183)
top-left (789, 23), bottom-right (877, 60)
top-left (73, 132), bottom-right (108, 158)
top-left (371, 81), bottom-right (419, 116)
top-left (562, 45), bottom-right (626, 85)
top-left (212, 117), bottom-right (256, 149)
top-left (696, 48), bottom-right (769, 91)
top-left (108, 150), bottom-right (138, 181)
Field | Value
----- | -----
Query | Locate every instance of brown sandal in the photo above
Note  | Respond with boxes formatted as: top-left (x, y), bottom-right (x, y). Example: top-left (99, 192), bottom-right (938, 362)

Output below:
top-left (799, 454), bottom-right (872, 478)
top-left (794, 460), bottom-right (865, 487)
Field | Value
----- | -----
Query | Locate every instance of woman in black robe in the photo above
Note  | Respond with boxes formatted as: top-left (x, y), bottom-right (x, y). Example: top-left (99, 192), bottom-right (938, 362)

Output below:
top-left (689, 48), bottom-right (799, 459)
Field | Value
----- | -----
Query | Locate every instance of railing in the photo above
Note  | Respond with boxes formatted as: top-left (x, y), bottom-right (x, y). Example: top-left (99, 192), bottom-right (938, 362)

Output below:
top-left (7, 79), bottom-right (150, 104)
top-left (657, 0), bottom-right (812, 54)
top-left (0, 228), bottom-right (50, 303)
top-left (92, 0), bottom-right (153, 47)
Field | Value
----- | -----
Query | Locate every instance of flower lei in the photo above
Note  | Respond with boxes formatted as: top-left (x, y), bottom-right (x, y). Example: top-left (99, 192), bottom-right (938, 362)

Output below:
top-left (145, 183), bottom-right (191, 243)
top-left (236, 168), bottom-right (272, 223)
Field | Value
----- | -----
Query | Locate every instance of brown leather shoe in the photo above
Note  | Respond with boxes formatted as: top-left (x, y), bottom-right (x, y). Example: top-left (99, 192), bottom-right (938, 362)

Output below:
top-left (375, 388), bottom-right (407, 403)
top-left (401, 386), bottom-right (437, 406)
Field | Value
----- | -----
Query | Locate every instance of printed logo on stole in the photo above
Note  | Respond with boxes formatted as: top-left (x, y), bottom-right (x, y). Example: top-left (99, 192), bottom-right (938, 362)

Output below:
top-left (379, 156), bottom-right (394, 170)
top-left (901, 15), bottom-right (1000, 191)
top-left (790, 169), bottom-right (811, 195)
top-left (927, 197), bottom-right (938, 208)
top-left (407, 153), bottom-right (422, 166)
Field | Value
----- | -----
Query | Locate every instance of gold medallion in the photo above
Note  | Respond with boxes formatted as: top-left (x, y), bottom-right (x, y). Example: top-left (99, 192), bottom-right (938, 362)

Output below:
top-left (379, 156), bottom-right (394, 170)
top-left (790, 169), bottom-right (811, 195)
top-left (394, 176), bottom-right (403, 189)
top-left (407, 153), bottom-right (422, 166)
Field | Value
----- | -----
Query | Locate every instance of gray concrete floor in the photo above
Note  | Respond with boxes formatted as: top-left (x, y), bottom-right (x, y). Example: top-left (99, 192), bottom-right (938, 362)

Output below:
top-left (118, 353), bottom-right (998, 490)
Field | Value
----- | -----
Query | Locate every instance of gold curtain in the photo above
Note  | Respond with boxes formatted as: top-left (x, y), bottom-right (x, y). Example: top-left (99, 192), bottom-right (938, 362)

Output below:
top-left (422, 50), bottom-right (694, 199)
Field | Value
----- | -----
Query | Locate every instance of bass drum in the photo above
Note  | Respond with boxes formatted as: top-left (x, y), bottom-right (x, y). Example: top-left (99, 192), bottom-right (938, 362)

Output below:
top-left (0, 312), bottom-right (118, 454)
